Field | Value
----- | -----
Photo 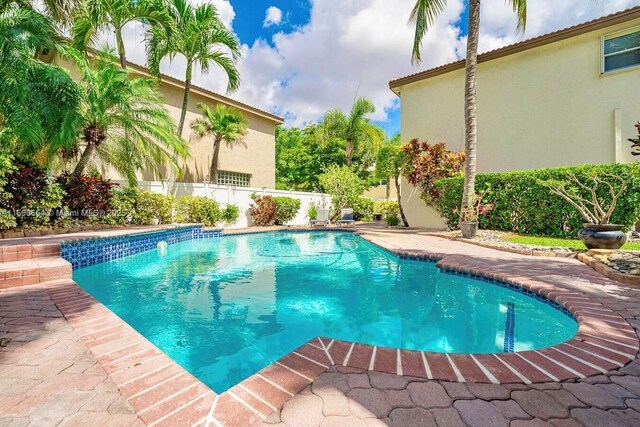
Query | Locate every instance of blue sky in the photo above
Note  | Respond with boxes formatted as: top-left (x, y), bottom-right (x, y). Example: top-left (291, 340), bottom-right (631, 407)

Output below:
top-left (127, 0), bottom-right (635, 141)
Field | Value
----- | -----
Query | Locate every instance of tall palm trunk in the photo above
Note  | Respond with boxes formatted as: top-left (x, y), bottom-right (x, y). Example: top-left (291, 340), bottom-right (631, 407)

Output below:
top-left (73, 142), bottom-right (95, 175)
top-left (460, 0), bottom-right (480, 220)
top-left (346, 138), bottom-right (353, 166)
top-left (395, 175), bottom-right (409, 227)
top-left (115, 30), bottom-right (127, 68)
top-left (177, 61), bottom-right (192, 136)
top-left (210, 136), bottom-right (222, 184)
top-left (385, 181), bottom-right (390, 200)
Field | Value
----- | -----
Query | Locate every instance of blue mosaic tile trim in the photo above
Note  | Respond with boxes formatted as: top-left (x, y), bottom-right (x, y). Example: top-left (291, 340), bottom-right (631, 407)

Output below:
top-left (62, 226), bottom-right (222, 269)
top-left (503, 302), bottom-right (515, 353)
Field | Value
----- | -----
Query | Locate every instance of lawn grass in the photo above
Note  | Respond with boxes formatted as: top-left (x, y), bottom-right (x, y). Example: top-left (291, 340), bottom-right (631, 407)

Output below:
top-left (504, 235), bottom-right (640, 251)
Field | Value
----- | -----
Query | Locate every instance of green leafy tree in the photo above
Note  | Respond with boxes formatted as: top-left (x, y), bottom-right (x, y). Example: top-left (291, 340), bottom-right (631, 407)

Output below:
top-left (71, 0), bottom-right (171, 68)
top-left (410, 0), bottom-right (527, 221)
top-left (319, 165), bottom-right (366, 214)
top-left (69, 49), bottom-right (189, 185)
top-left (275, 125), bottom-right (346, 191)
top-left (0, 3), bottom-right (83, 161)
top-left (190, 103), bottom-right (248, 184)
top-left (375, 145), bottom-right (409, 227)
top-left (147, 0), bottom-right (241, 136)
top-left (322, 97), bottom-right (385, 167)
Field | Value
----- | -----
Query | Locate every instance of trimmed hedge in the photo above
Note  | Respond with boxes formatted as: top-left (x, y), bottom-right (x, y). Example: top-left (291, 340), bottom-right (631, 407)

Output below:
top-left (434, 163), bottom-right (640, 238)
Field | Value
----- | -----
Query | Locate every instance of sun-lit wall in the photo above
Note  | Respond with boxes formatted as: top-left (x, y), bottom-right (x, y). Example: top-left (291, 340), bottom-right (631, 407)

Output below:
top-left (395, 18), bottom-right (640, 229)
top-left (54, 56), bottom-right (280, 189)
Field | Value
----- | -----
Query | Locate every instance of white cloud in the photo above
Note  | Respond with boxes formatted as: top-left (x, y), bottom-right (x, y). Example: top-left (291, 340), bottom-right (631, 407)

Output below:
top-left (263, 6), bottom-right (283, 27)
top-left (114, 0), bottom-right (638, 129)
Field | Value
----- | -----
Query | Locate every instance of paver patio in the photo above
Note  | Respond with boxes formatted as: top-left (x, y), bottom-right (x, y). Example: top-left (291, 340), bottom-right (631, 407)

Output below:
top-left (1, 226), bottom-right (640, 426)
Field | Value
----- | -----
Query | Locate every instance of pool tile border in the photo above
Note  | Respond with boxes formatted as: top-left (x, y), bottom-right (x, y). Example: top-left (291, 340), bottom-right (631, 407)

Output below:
top-left (35, 226), bottom-right (640, 426)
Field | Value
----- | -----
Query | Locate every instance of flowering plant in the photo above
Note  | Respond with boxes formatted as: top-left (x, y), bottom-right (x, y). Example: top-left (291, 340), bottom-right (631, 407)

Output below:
top-left (452, 190), bottom-right (494, 223)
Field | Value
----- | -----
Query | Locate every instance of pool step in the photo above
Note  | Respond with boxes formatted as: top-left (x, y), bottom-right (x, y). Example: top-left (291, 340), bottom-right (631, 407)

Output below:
top-left (0, 256), bottom-right (71, 289)
top-left (0, 242), bottom-right (61, 262)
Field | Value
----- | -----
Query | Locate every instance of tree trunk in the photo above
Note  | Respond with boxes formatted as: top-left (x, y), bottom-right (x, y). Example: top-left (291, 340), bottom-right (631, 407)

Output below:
top-left (73, 143), bottom-right (95, 175)
top-left (386, 181), bottom-right (390, 201)
top-left (115, 30), bottom-right (126, 69)
top-left (210, 136), bottom-right (222, 184)
top-left (169, 62), bottom-right (192, 195)
top-left (345, 138), bottom-right (353, 166)
top-left (177, 61), bottom-right (193, 137)
top-left (459, 0), bottom-right (481, 222)
top-left (395, 175), bottom-right (409, 227)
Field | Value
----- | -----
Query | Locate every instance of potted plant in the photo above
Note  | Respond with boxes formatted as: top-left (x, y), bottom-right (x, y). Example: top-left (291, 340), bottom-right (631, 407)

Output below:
top-left (545, 172), bottom-right (628, 250)
top-left (455, 190), bottom-right (493, 239)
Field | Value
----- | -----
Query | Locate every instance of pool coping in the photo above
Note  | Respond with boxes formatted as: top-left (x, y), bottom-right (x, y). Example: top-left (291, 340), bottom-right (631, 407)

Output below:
top-left (28, 227), bottom-right (640, 426)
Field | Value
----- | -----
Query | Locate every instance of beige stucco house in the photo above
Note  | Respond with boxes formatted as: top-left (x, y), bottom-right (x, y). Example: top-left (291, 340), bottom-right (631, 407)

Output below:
top-left (390, 6), bottom-right (640, 229)
top-left (52, 55), bottom-right (283, 189)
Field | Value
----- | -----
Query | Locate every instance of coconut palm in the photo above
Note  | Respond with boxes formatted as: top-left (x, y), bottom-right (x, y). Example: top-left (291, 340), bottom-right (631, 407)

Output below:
top-left (190, 103), bottom-right (248, 184)
top-left (322, 97), bottom-right (385, 167)
top-left (1, 0), bottom-right (80, 25)
top-left (69, 49), bottom-right (189, 185)
top-left (147, 0), bottom-right (241, 136)
top-left (410, 0), bottom-right (527, 220)
top-left (71, 0), bottom-right (171, 68)
top-left (0, 4), bottom-right (83, 162)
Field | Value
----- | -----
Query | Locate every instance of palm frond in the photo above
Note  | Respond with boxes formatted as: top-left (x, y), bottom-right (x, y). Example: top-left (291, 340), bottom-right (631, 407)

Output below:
top-left (408, 0), bottom-right (448, 65)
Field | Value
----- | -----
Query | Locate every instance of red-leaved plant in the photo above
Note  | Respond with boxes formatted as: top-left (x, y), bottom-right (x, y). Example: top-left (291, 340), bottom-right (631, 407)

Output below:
top-left (248, 195), bottom-right (276, 226)
top-left (402, 139), bottom-right (465, 203)
top-left (56, 173), bottom-right (115, 220)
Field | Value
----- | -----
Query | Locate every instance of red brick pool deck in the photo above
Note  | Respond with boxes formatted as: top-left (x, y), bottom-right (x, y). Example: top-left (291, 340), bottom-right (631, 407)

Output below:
top-left (1, 225), bottom-right (640, 426)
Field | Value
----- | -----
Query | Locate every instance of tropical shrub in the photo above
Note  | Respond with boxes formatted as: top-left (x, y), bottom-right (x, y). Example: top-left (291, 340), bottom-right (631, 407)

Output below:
top-left (319, 165), bottom-right (366, 214)
top-left (221, 204), bottom-right (240, 224)
top-left (0, 159), bottom-right (54, 226)
top-left (385, 214), bottom-right (400, 227)
top-left (177, 196), bottom-right (221, 227)
top-left (248, 195), bottom-right (276, 226)
top-left (374, 200), bottom-right (399, 218)
top-left (57, 173), bottom-right (115, 221)
top-left (434, 163), bottom-right (640, 238)
top-left (273, 196), bottom-right (301, 225)
top-left (133, 191), bottom-right (175, 225)
top-left (109, 187), bottom-right (138, 224)
top-left (0, 209), bottom-right (16, 230)
top-left (307, 202), bottom-right (318, 220)
top-left (403, 139), bottom-right (465, 203)
top-left (352, 197), bottom-right (375, 221)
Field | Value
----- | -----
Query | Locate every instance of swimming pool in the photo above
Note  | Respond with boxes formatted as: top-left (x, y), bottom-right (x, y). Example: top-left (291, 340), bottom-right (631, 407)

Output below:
top-left (73, 231), bottom-right (578, 393)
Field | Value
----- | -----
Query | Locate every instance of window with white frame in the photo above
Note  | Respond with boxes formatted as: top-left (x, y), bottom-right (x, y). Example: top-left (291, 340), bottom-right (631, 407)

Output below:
top-left (217, 171), bottom-right (251, 187)
top-left (602, 28), bottom-right (640, 73)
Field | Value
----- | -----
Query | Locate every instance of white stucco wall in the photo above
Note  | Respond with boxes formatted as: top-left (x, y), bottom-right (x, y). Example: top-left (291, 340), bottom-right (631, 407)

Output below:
top-left (396, 18), bottom-right (640, 229)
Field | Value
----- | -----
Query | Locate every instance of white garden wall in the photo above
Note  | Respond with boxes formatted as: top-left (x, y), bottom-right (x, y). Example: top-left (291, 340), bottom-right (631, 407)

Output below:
top-left (114, 180), bottom-right (331, 229)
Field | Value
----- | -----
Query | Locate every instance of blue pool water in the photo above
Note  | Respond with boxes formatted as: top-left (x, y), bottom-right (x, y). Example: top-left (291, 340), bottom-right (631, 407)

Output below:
top-left (73, 232), bottom-right (578, 392)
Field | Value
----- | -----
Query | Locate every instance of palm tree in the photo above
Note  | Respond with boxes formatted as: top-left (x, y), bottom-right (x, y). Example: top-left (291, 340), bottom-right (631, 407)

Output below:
top-left (410, 0), bottom-right (526, 220)
top-left (322, 97), bottom-right (385, 167)
top-left (69, 49), bottom-right (189, 185)
top-left (0, 3), bottom-right (83, 162)
top-left (71, 0), bottom-right (171, 68)
top-left (191, 103), bottom-right (248, 184)
top-left (1, 0), bottom-right (81, 25)
top-left (147, 0), bottom-right (241, 136)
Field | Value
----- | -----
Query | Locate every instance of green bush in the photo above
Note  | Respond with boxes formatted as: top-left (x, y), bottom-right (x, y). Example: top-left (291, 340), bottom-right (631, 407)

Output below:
top-left (374, 200), bottom-right (399, 218)
top-left (307, 203), bottom-right (318, 220)
top-left (134, 191), bottom-right (175, 225)
top-left (273, 196), bottom-right (301, 225)
top-left (353, 197), bottom-right (375, 221)
top-left (177, 196), bottom-right (221, 227)
top-left (110, 188), bottom-right (175, 225)
top-left (0, 209), bottom-right (17, 230)
top-left (434, 163), bottom-right (640, 238)
top-left (221, 204), bottom-right (240, 224)
top-left (319, 165), bottom-right (366, 212)
top-left (385, 214), bottom-right (400, 227)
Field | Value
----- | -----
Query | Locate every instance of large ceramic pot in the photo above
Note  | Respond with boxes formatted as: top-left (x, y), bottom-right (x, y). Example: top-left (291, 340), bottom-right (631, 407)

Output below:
top-left (578, 223), bottom-right (627, 250)
top-left (460, 222), bottom-right (478, 239)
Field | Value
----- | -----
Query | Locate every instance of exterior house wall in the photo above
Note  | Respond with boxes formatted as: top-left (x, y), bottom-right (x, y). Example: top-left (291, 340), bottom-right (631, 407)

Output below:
top-left (53, 56), bottom-right (279, 189)
top-left (395, 18), bottom-right (640, 229)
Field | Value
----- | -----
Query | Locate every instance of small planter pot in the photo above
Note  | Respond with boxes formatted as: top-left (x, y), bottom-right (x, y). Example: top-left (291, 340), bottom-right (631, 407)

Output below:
top-left (578, 223), bottom-right (627, 250)
top-left (460, 222), bottom-right (478, 239)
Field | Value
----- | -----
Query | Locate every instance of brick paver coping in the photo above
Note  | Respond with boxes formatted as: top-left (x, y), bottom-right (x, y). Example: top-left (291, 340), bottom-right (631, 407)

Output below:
top-left (4, 226), bottom-right (638, 426)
